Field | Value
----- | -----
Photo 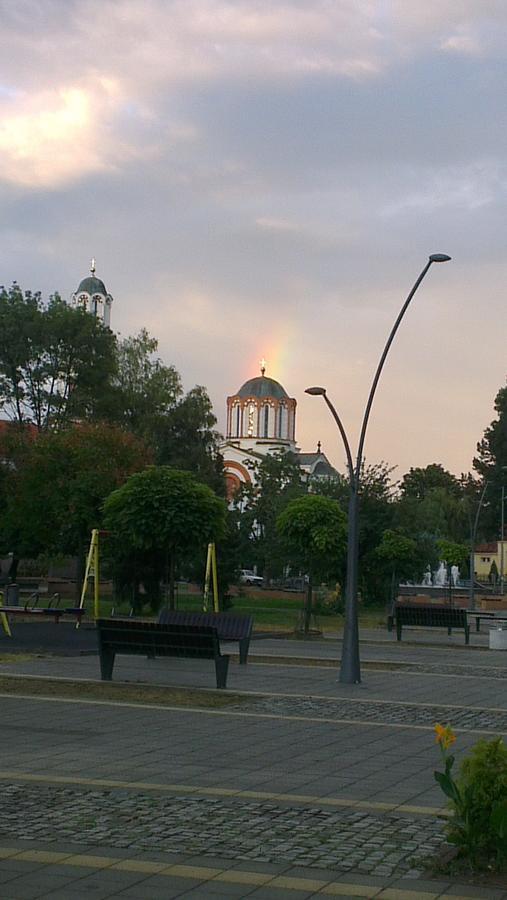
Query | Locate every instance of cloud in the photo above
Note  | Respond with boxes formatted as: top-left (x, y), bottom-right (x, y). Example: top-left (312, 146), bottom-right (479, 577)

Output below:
top-left (1, 0), bottom-right (506, 190)
top-left (0, 80), bottom-right (117, 188)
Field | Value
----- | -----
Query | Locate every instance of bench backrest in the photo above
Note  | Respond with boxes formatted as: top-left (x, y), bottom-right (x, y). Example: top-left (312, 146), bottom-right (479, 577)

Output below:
top-left (158, 609), bottom-right (253, 641)
top-left (96, 618), bottom-right (221, 659)
top-left (395, 604), bottom-right (467, 627)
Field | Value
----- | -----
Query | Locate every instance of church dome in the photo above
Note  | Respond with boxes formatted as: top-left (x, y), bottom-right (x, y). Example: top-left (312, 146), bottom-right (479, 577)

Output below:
top-left (237, 375), bottom-right (288, 400)
top-left (227, 364), bottom-right (296, 444)
top-left (72, 261), bottom-right (113, 328)
top-left (76, 275), bottom-right (108, 296)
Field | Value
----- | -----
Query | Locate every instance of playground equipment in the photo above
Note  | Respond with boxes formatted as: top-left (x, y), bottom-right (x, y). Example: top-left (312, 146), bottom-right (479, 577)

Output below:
top-left (203, 542), bottom-right (219, 613)
top-left (0, 589), bottom-right (84, 637)
top-left (79, 528), bottom-right (104, 621)
top-left (79, 530), bottom-right (220, 618)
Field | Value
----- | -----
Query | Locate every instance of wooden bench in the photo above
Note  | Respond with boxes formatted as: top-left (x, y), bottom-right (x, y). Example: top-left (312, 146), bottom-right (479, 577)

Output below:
top-left (96, 618), bottom-right (230, 688)
top-left (157, 609), bottom-right (253, 665)
top-left (395, 604), bottom-right (470, 644)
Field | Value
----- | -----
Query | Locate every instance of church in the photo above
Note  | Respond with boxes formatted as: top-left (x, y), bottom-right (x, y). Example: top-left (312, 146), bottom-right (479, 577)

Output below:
top-left (221, 361), bottom-right (337, 498)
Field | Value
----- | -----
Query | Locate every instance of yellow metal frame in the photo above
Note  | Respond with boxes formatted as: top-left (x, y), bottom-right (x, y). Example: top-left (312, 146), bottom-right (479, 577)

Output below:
top-left (0, 591), bottom-right (12, 637)
top-left (79, 528), bottom-right (101, 623)
top-left (203, 542), bottom-right (219, 612)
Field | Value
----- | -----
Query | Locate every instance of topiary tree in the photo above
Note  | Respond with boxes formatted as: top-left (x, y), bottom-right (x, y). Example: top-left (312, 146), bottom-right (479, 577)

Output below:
top-left (103, 466), bottom-right (226, 611)
top-left (277, 494), bottom-right (347, 635)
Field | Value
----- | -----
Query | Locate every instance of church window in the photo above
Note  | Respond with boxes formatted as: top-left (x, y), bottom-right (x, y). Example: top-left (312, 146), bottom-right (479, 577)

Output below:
top-left (247, 403), bottom-right (255, 437)
top-left (235, 405), bottom-right (241, 436)
top-left (278, 404), bottom-right (286, 437)
top-left (263, 405), bottom-right (269, 437)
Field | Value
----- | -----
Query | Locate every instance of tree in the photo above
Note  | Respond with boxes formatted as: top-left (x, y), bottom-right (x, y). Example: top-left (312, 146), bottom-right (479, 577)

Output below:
top-left (0, 423), bottom-right (150, 589)
top-left (111, 330), bottom-right (225, 493)
top-left (154, 386), bottom-right (225, 495)
top-left (400, 464), bottom-right (462, 500)
top-left (374, 529), bottom-right (419, 606)
top-left (103, 467), bottom-right (226, 610)
top-left (231, 451), bottom-right (305, 580)
top-left (111, 329), bottom-right (182, 436)
top-left (277, 494), bottom-right (347, 634)
top-left (0, 285), bottom-right (116, 429)
top-left (312, 460), bottom-right (397, 604)
top-left (474, 382), bottom-right (507, 537)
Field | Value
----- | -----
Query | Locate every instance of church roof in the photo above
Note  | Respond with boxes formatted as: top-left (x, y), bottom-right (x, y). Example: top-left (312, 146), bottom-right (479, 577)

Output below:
top-left (236, 375), bottom-right (289, 400)
top-left (76, 276), bottom-right (108, 296)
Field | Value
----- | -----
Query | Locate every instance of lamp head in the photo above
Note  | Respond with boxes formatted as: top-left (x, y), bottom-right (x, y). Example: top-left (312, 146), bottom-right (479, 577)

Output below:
top-left (305, 386), bottom-right (327, 396)
top-left (429, 253), bottom-right (451, 263)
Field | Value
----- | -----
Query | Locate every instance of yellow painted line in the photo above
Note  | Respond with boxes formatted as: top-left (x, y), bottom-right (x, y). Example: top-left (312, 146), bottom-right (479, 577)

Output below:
top-left (3, 671), bottom-right (507, 713)
top-left (14, 849), bottom-right (71, 864)
top-left (0, 690), bottom-right (503, 738)
top-left (319, 885), bottom-right (377, 897)
top-left (0, 769), bottom-right (448, 816)
top-left (0, 847), bottom-right (488, 897)
top-left (213, 869), bottom-right (273, 885)
top-left (376, 891), bottom-right (439, 899)
top-left (109, 859), bottom-right (168, 874)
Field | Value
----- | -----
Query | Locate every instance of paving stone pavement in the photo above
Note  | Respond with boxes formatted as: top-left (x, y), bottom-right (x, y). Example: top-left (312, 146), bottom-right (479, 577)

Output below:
top-left (0, 783), bottom-right (445, 878)
top-left (1, 632), bottom-right (507, 897)
top-left (226, 694), bottom-right (507, 732)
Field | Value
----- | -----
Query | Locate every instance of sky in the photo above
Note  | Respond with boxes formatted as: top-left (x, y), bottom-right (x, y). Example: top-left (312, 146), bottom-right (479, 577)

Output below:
top-left (1, 0), bottom-right (506, 480)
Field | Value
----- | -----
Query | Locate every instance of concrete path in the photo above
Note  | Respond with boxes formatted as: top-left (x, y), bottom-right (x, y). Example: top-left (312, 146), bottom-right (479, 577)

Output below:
top-left (1, 631), bottom-right (507, 897)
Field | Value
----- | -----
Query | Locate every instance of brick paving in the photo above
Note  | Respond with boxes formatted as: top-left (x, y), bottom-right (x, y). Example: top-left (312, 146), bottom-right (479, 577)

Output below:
top-left (0, 782), bottom-right (445, 878)
top-left (0, 631), bottom-right (507, 897)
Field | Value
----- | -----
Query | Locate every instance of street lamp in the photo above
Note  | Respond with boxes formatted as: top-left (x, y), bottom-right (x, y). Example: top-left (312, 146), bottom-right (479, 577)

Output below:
top-left (306, 253), bottom-right (451, 684)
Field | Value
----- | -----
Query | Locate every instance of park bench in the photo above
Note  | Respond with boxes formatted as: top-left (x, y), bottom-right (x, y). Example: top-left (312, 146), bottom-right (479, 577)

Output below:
top-left (96, 618), bottom-right (230, 688)
top-left (395, 604), bottom-right (470, 644)
top-left (469, 611), bottom-right (507, 633)
top-left (158, 609), bottom-right (253, 664)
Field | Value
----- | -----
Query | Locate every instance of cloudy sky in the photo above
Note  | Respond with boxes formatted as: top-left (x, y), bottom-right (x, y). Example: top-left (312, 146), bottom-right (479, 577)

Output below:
top-left (1, 0), bottom-right (506, 478)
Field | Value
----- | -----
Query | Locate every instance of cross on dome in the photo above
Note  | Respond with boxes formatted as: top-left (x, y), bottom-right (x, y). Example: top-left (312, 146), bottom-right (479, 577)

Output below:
top-left (260, 357), bottom-right (266, 376)
top-left (90, 257), bottom-right (96, 276)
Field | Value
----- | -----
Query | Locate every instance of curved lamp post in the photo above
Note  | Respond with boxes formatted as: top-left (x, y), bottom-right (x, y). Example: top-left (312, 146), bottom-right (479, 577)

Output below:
top-left (306, 253), bottom-right (451, 684)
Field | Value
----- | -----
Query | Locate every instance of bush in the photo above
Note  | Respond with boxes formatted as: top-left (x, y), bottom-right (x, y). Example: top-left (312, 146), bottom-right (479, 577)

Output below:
top-left (434, 726), bottom-right (507, 870)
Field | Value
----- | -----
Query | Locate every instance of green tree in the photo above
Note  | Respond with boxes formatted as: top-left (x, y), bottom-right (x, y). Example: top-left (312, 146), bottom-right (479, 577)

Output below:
top-left (277, 494), bottom-right (347, 633)
top-left (111, 330), bottom-right (224, 493)
top-left (111, 329), bottom-right (182, 435)
top-left (312, 460), bottom-right (396, 604)
top-left (103, 467), bottom-right (226, 610)
top-left (400, 464), bottom-right (462, 500)
top-left (374, 528), bottom-right (419, 607)
top-left (0, 423), bottom-right (149, 589)
top-left (0, 285), bottom-right (116, 429)
top-left (474, 383), bottom-right (507, 537)
top-left (232, 451), bottom-right (305, 580)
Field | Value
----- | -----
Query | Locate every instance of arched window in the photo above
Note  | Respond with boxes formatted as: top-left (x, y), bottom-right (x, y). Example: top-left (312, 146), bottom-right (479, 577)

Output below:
top-left (263, 405), bottom-right (269, 438)
top-left (278, 404), bottom-right (286, 438)
top-left (235, 405), bottom-right (241, 437)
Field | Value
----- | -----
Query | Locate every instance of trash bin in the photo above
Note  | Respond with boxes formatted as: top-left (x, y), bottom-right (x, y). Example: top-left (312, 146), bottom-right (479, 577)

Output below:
top-left (5, 583), bottom-right (19, 606)
top-left (489, 627), bottom-right (507, 650)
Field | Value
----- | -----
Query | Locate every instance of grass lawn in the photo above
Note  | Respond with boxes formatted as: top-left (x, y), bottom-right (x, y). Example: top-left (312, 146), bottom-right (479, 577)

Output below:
top-left (86, 590), bottom-right (387, 633)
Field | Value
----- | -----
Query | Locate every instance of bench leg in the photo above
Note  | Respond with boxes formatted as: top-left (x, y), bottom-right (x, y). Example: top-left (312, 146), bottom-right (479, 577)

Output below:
top-left (476, 617), bottom-right (480, 633)
top-left (99, 648), bottom-right (115, 681)
top-left (396, 621), bottom-right (402, 641)
top-left (465, 625), bottom-right (470, 646)
top-left (238, 637), bottom-right (250, 665)
top-left (215, 655), bottom-right (230, 689)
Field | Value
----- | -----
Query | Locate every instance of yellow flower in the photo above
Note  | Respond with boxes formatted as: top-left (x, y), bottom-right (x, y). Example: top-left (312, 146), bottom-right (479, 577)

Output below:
top-left (435, 723), bottom-right (456, 750)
